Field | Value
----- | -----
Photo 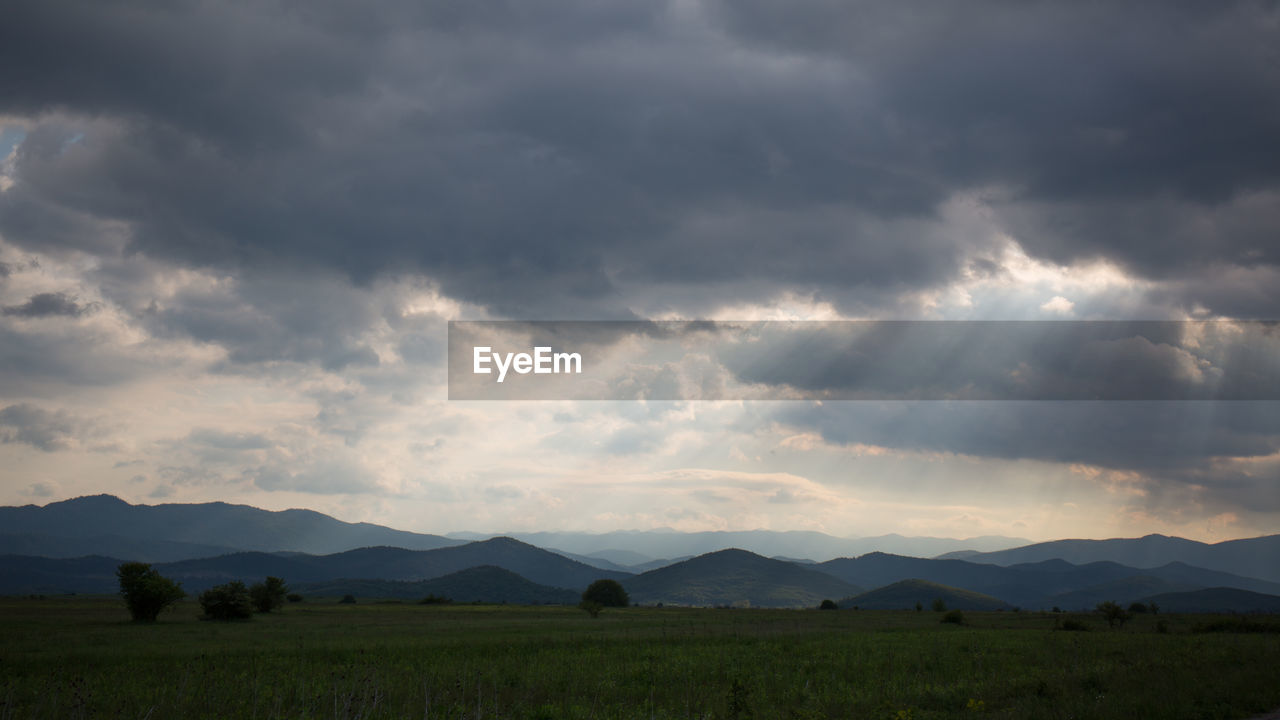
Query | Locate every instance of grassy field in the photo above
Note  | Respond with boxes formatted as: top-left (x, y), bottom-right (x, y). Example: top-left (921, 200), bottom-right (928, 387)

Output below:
top-left (1, 597), bottom-right (1278, 719)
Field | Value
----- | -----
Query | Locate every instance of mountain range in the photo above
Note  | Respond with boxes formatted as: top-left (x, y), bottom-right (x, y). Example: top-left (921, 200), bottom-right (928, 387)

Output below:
top-left (2, 495), bottom-right (1278, 612)
top-left (939, 534), bottom-right (1280, 584)
top-left (0, 494), bottom-right (461, 557)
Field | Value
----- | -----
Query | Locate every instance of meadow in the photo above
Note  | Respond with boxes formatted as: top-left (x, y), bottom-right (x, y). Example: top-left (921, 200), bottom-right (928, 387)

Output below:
top-left (1, 597), bottom-right (1278, 720)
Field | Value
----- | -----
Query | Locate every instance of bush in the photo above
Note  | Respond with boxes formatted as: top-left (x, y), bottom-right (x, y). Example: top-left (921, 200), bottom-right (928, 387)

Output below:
top-left (419, 594), bottom-right (452, 605)
top-left (339, 594), bottom-right (357, 604)
top-left (818, 599), bottom-right (838, 610)
top-left (941, 609), bottom-right (965, 625)
top-left (1060, 619), bottom-right (1089, 631)
top-left (249, 576), bottom-right (288, 613)
top-left (1096, 600), bottom-right (1131, 629)
top-left (199, 581), bottom-right (253, 620)
top-left (931, 598), bottom-right (947, 612)
top-left (117, 562), bottom-right (185, 622)
top-left (1128, 602), bottom-right (1149, 614)
top-left (582, 579), bottom-right (629, 608)
top-left (286, 593), bottom-right (304, 603)
top-left (579, 599), bottom-right (602, 618)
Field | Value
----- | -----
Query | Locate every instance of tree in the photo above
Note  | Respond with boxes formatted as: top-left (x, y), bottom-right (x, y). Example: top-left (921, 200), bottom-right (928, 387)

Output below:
top-left (1096, 600), bottom-right (1131, 629)
top-left (819, 599), bottom-right (838, 610)
top-left (581, 579), bottom-right (629, 608)
top-left (249, 576), bottom-right (288, 613)
top-left (931, 598), bottom-right (947, 612)
top-left (117, 562), bottom-right (185, 622)
top-left (199, 581), bottom-right (253, 620)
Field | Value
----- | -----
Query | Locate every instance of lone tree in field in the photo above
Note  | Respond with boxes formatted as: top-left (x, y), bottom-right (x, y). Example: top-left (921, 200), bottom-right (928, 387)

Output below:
top-left (582, 579), bottom-right (629, 608)
top-left (249, 576), bottom-right (288, 613)
top-left (117, 562), bottom-right (185, 622)
top-left (199, 581), bottom-right (254, 620)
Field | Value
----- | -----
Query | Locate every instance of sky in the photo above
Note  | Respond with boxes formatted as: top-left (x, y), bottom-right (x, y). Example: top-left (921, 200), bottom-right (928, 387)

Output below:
top-left (0, 0), bottom-right (1278, 542)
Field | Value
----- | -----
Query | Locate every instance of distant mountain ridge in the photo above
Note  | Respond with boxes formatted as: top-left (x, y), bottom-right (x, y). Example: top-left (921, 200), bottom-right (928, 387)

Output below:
top-left (939, 534), bottom-right (1280, 584)
top-left (448, 530), bottom-right (1032, 564)
top-left (815, 552), bottom-right (1280, 610)
top-left (0, 495), bottom-right (461, 557)
top-left (2, 496), bottom-right (1278, 612)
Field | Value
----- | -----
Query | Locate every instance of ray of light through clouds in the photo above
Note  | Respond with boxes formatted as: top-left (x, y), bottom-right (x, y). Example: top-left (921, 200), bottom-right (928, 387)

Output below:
top-left (0, 0), bottom-right (1278, 541)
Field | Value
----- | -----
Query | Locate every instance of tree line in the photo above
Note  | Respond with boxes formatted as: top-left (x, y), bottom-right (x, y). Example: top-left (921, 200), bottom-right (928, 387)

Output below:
top-left (116, 561), bottom-right (289, 621)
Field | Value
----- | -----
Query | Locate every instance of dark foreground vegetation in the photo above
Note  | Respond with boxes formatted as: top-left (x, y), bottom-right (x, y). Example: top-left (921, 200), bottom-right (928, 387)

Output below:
top-left (1, 597), bottom-right (1278, 719)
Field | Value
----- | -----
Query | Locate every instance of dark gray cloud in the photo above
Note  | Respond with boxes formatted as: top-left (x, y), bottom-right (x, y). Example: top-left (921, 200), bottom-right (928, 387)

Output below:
top-left (770, 400), bottom-right (1280, 513)
top-left (6, 1), bottom-right (1273, 319)
top-left (2, 292), bottom-right (96, 318)
top-left (0, 403), bottom-right (96, 451)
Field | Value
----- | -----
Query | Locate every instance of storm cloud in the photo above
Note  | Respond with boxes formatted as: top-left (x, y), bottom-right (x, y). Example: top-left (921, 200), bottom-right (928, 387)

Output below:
top-left (1, 1), bottom-right (1274, 316)
top-left (0, 0), bottom-right (1277, 538)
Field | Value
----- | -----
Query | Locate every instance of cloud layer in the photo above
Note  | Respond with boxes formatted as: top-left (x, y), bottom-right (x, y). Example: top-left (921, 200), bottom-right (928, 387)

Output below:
top-left (0, 0), bottom-right (1277, 540)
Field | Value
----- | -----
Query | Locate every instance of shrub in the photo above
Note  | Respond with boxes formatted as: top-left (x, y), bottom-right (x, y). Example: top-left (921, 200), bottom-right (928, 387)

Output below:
top-left (116, 562), bottom-right (185, 622)
top-left (931, 598), bottom-right (947, 612)
top-left (581, 579), bottom-right (629, 608)
top-left (941, 609), bottom-right (965, 625)
top-left (579, 599), bottom-right (602, 618)
top-left (818, 599), bottom-right (838, 610)
top-left (419, 594), bottom-right (452, 605)
top-left (286, 593), bottom-right (304, 603)
top-left (915, 601), bottom-right (923, 612)
top-left (1059, 619), bottom-right (1089, 631)
top-left (339, 594), bottom-right (357, 604)
top-left (1096, 600), bottom-right (1131, 629)
top-left (249, 576), bottom-right (288, 613)
top-left (199, 581), bottom-right (253, 620)
top-left (1128, 602), bottom-right (1149, 614)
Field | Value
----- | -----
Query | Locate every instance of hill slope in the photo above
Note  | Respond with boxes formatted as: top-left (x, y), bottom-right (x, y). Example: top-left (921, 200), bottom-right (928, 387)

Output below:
top-left (839, 579), bottom-right (1009, 611)
top-left (292, 566), bottom-right (579, 604)
top-left (623, 549), bottom-right (859, 608)
top-left (1137, 587), bottom-right (1280, 614)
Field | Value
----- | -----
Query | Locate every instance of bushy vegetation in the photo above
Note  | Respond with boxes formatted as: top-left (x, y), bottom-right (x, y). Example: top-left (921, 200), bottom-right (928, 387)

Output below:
top-left (419, 594), bottom-right (452, 605)
top-left (1059, 618), bottom-right (1090, 632)
top-left (581, 579), bottom-right (629, 608)
top-left (249, 576), bottom-right (288, 613)
top-left (116, 562), bottom-right (185, 622)
top-left (941, 609), bottom-right (965, 625)
top-left (818, 599), bottom-right (838, 610)
top-left (1096, 600), bottom-right (1132, 629)
top-left (199, 581), bottom-right (253, 620)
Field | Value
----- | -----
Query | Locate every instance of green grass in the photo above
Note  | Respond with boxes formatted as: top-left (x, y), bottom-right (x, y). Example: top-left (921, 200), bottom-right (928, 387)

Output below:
top-left (1, 597), bottom-right (1278, 719)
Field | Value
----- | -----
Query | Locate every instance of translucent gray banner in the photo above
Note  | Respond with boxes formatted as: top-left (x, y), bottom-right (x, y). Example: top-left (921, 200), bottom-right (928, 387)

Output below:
top-left (447, 321), bottom-right (1280, 401)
